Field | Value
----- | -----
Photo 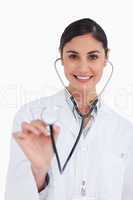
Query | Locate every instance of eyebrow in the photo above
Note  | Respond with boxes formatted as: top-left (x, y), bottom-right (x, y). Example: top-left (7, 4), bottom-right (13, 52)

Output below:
top-left (66, 50), bottom-right (101, 54)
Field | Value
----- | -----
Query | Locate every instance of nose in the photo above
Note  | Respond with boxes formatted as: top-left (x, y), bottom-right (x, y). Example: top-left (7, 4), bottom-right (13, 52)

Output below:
top-left (78, 57), bottom-right (91, 71)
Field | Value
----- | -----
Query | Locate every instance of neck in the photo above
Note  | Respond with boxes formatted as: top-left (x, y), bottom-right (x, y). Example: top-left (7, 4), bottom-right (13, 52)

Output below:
top-left (67, 86), bottom-right (97, 114)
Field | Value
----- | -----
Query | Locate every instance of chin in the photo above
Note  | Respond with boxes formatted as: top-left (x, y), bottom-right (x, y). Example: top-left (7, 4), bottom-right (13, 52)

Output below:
top-left (71, 84), bottom-right (94, 93)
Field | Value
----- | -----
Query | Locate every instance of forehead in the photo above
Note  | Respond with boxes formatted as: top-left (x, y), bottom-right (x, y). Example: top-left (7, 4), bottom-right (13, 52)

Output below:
top-left (63, 34), bottom-right (104, 53)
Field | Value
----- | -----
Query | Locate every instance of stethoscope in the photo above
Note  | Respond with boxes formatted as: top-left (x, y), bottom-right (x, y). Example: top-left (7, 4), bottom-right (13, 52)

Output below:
top-left (44, 58), bottom-right (114, 174)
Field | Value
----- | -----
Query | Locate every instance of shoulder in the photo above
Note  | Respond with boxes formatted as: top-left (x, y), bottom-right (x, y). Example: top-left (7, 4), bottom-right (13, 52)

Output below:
top-left (99, 102), bottom-right (133, 154)
top-left (99, 102), bottom-right (133, 145)
top-left (16, 89), bottom-right (65, 115)
top-left (101, 103), bottom-right (133, 129)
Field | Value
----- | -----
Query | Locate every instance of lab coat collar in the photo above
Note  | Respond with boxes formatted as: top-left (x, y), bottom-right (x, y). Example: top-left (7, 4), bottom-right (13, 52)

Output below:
top-left (51, 89), bottom-right (102, 138)
top-left (63, 88), bottom-right (102, 120)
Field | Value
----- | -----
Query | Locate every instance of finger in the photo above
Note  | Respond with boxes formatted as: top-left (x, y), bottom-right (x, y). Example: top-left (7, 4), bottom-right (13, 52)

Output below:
top-left (51, 123), bottom-right (60, 140)
top-left (31, 119), bottom-right (48, 127)
top-left (13, 131), bottom-right (27, 140)
top-left (21, 121), bottom-right (40, 135)
top-left (30, 119), bottom-right (50, 136)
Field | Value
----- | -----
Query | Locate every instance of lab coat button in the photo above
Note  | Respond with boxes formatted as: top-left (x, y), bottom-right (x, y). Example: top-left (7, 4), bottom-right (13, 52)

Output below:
top-left (81, 180), bottom-right (86, 196)
top-left (81, 188), bottom-right (86, 196)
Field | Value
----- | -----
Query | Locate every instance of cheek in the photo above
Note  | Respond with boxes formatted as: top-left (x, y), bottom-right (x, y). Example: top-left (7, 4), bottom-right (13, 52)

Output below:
top-left (64, 66), bottom-right (70, 75)
top-left (63, 66), bottom-right (73, 81)
top-left (63, 58), bottom-right (77, 70)
top-left (94, 67), bottom-right (104, 82)
top-left (63, 64), bottom-right (74, 75)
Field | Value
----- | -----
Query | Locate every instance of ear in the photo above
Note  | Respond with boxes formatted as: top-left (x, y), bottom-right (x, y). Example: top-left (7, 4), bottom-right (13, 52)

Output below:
top-left (59, 49), bottom-right (64, 65)
top-left (104, 48), bottom-right (110, 67)
top-left (61, 59), bottom-right (64, 65)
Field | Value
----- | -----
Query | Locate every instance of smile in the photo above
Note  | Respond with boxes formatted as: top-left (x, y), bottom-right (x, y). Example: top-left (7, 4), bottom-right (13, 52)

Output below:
top-left (73, 75), bottom-right (93, 82)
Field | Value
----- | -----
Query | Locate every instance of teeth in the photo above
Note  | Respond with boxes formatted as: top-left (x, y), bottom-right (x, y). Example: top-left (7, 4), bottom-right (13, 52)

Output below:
top-left (76, 75), bottom-right (92, 80)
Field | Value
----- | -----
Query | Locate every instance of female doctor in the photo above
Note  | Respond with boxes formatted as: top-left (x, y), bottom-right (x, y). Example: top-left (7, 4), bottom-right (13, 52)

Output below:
top-left (5, 18), bottom-right (133, 200)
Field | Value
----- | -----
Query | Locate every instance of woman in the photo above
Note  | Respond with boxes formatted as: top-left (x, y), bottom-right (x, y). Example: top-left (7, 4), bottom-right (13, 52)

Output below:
top-left (5, 18), bottom-right (133, 200)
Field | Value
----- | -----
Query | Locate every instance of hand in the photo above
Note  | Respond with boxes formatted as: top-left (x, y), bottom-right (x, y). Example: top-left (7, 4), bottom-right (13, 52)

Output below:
top-left (13, 119), bottom-right (60, 174)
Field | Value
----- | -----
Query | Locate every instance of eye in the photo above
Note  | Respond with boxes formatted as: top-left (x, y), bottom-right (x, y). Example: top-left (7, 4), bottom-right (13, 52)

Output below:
top-left (68, 54), bottom-right (78, 59)
top-left (88, 54), bottom-right (98, 60)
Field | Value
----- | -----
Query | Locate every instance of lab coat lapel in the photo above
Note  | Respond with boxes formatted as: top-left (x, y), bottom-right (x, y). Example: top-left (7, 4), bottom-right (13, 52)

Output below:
top-left (53, 89), bottom-right (79, 138)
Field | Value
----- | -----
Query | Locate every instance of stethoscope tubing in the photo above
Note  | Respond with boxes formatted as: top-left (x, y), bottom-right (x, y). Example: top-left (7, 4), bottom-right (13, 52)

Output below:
top-left (49, 58), bottom-right (114, 174)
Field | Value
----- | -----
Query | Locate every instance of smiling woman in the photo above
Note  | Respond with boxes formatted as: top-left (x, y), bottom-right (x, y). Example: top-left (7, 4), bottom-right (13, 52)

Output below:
top-left (62, 34), bottom-right (107, 101)
top-left (59, 18), bottom-right (109, 112)
top-left (5, 18), bottom-right (133, 200)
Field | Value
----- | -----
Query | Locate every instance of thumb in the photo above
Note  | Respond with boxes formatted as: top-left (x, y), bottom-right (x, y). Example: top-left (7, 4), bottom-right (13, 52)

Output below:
top-left (52, 123), bottom-right (60, 140)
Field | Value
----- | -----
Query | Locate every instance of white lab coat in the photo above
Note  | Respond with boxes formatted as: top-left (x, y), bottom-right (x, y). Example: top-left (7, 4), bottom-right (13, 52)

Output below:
top-left (5, 89), bottom-right (133, 200)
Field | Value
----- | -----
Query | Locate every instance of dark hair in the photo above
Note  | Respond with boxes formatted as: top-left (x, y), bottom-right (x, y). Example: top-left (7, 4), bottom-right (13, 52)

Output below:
top-left (59, 18), bottom-right (108, 57)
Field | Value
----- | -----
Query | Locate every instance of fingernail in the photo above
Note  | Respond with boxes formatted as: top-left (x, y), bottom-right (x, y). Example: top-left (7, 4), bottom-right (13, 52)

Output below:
top-left (54, 122), bottom-right (61, 127)
top-left (53, 124), bottom-right (60, 131)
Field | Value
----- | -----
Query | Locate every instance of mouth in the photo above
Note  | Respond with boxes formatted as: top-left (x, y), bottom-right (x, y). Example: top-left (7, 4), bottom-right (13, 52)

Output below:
top-left (73, 74), bottom-right (94, 83)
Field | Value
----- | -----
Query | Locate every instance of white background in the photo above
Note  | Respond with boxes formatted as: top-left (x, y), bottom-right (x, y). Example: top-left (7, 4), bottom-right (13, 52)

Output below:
top-left (0, 0), bottom-right (133, 199)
